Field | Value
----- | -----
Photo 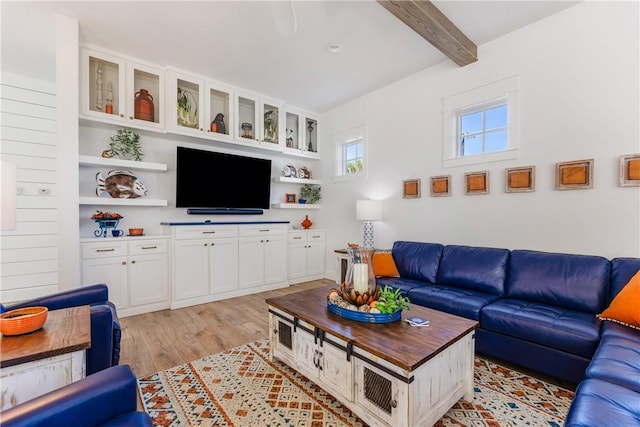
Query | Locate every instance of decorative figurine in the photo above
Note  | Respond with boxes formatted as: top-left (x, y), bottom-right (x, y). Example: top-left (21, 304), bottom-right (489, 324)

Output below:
top-left (96, 170), bottom-right (147, 199)
top-left (286, 128), bottom-right (294, 148)
top-left (301, 215), bottom-right (313, 229)
top-left (241, 122), bottom-right (253, 139)
top-left (105, 82), bottom-right (113, 114)
top-left (134, 89), bottom-right (154, 121)
top-left (307, 119), bottom-right (315, 152)
top-left (211, 113), bottom-right (226, 134)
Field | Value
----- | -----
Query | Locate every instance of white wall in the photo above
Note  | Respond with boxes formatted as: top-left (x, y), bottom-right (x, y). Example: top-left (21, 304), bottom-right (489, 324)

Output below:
top-left (321, 2), bottom-right (640, 264)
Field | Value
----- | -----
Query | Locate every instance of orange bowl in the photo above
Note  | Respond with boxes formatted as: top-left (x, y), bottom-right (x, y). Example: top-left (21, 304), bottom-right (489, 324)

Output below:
top-left (0, 306), bottom-right (48, 336)
top-left (128, 228), bottom-right (144, 236)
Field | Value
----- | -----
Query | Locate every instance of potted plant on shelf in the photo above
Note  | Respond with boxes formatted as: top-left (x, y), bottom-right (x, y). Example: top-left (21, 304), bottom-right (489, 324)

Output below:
top-left (102, 128), bottom-right (144, 161)
top-left (177, 87), bottom-right (198, 128)
top-left (299, 184), bottom-right (321, 204)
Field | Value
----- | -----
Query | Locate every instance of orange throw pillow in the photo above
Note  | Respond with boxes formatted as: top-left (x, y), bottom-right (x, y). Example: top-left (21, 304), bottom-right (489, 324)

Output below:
top-left (597, 269), bottom-right (640, 331)
top-left (372, 251), bottom-right (400, 278)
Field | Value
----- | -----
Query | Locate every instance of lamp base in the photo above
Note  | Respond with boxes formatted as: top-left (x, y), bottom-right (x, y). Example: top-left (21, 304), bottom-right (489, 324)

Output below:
top-left (363, 220), bottom-right (375, 249)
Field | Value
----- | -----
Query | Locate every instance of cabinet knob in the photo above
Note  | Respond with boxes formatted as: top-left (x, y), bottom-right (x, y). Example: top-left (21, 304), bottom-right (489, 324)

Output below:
top-left (199, 128), bottom-right (203, 131)
top-left (129, 116), bottom-right (134, 120)
top-left (121, 261), bottom-right (126, 265)
top-left (204, 243), bottom-right (208, 247)
top-left (131, 260), bottom-right (136, 264)
top-left (390, 399), bottom-right (398, 408)
top-left (119, 114), bottom-right (124, 118)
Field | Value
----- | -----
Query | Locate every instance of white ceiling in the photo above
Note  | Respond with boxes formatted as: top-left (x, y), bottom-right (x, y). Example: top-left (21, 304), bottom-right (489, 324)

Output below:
top-left (1, 1), bottom-right (579, 113)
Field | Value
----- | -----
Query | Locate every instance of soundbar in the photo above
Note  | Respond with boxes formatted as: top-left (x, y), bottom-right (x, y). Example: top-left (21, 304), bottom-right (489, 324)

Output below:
top-left (187, 208), bottom-right (264, 215)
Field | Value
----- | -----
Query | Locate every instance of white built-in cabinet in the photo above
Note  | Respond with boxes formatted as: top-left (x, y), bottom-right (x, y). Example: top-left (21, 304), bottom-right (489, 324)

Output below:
top-left (80, 46), bottom-right (165, 132)
top-left (80, 237), bottom-right (170, 317)
top-left (283, 107), bottom-right (320, 159)
top-left (79, 45), bottom-right (319, 159)
top-left (238, 224), bottom-right (288, 288)
top-left (168, 223), bottom-right (288, 310)
top-left (172, 225), bottom-right (239, 307)
top-left (288, 230), bottom-right (325, 284)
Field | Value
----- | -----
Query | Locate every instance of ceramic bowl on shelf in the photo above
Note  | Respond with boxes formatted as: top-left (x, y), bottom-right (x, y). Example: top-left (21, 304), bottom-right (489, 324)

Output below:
top-left (0, 306), bottom-right (48, 336)
top-left (128, 228), bottom-right (144, 236)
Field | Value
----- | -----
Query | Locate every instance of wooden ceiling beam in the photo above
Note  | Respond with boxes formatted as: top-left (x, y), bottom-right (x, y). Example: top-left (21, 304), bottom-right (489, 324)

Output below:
top-left (378, 0), bottom-right (478, 67)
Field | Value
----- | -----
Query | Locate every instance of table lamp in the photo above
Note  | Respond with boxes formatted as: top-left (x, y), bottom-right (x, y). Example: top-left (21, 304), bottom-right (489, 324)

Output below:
top-left (356, 199), bottom-right (383, 249)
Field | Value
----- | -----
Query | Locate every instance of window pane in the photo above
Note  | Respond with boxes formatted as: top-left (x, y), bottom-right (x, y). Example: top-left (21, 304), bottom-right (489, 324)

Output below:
top-left (461, 111), bottom-right (482, 134)
top-left (356, 142), bottom-right (363, 158)
top-left (345, 144), bottom-right (357, 161)
top-left (462, 134), bottom-right (482, 156)
top-left (485, 129), bottom-right (507, 152)
top-left (485, 105), bottom-right (507, 130)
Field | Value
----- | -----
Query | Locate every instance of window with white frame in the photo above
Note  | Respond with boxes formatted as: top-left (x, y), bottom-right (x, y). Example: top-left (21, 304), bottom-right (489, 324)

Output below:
top-left (443, 76), bottom-right (519, 168)
top-left (334, 125), bottom-right (366, 179)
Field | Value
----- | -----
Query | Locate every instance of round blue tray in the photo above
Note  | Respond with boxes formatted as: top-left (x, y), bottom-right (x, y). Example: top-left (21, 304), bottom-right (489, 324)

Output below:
top-left (327, 301), bottom-right (402, 323)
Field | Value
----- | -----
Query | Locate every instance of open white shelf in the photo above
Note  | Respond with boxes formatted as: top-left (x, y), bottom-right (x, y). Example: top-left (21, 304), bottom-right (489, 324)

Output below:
top-left (80, 197), bottom-right (168, 207)
top-left (79, 155), bottom-right (167, 172)
top-left (272, 176), bottom-right (322, 185)
top-left (271, 203), bottom-right (321, 209)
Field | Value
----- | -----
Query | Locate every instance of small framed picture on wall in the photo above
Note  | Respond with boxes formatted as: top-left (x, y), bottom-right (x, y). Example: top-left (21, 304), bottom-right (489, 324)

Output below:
top-left (555, 159), bottom-right (593, 190)
top-left (619, 153), bottom-right (640, 187)
top-left (430, 175), bottom-right (451, 197)
top-left (465, 171), bottom-right (489, 195)
top-left (403, 179), bottom-right (421, 199)
top-left (505, 166), bottom-right (535, 193)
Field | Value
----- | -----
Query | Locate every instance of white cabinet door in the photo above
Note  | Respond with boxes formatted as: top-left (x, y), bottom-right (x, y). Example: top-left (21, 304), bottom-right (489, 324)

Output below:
top-left (125, 60), bottom-right (165, 131)
top-left (209, 238), bottom-right (238, 294)
top-left (288, 242), bottom-right (307, 281)
top-left (321, 341), bottom-right (353, 402)
top-left (167, 69), bottom-right (206, 137)
top-left (173, 239), bottom-right (209, 300)
top-left (293, 326), bottom-right (318, 380)
top-left (238, 236), bottom-right (265, 288)
top-left (265, 234), bottom-right (287, 285)
top-left (204, 81), bottom-right (234, 143)
top-left (306, 241), bottom-right (325, 277)
top-left (128, 253), bottom-right (168, 306)
top-left (82, 256), bottom-right (128, 309)
top-left (80, 48), bottom-right (126, 123)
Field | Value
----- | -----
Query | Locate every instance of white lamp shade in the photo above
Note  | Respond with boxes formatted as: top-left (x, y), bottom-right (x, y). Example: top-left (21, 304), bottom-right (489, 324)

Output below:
top-left (1, 161), bottom-right (17, 231)
top-left (356, 199), bottom-right (383, 221)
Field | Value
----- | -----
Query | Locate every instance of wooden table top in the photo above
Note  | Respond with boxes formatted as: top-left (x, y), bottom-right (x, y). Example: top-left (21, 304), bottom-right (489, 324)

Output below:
top-left (1, 305), bottom-right (91, 368)
top-left (266, 287), bottom-right (478, 372)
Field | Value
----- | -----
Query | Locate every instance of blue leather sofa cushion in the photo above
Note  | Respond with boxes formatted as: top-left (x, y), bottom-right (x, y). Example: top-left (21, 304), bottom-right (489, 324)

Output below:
top-left (481, 299), bottom-right (600, 358)
top-left (586, 336), bottom-right (640, 393)
top-left (375, 277), bottom-right (427, 297)
top-left (437, 245), bottom-right (509, 295)
top-left (392, 241), bottom-right (443, 283)
top-left (408, 285), bottom-right (501, 321)
top-left (506, 250), bottom-right (610, 313)
top-left (565, 379), bottom-right (640, 427)
top-left (609, 257), bottom-right (640, 301)
top-left (600, 321), bottom-right (640, 343)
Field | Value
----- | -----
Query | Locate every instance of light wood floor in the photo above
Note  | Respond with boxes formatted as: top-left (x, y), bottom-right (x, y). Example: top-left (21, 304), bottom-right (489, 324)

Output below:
top-left (119, 279), bottom-right (332, 377)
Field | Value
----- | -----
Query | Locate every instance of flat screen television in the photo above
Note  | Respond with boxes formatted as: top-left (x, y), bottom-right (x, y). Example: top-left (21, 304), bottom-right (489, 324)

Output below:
top-left (175, 146), bottom-right (272, 210)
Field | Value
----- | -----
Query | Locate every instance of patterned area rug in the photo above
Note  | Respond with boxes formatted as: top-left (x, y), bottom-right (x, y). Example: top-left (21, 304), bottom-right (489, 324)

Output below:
top-left (137, 339), bottom-right (574, 426)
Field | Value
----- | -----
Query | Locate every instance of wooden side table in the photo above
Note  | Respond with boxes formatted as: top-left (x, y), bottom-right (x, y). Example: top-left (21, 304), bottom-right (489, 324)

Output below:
top-left (0, 305), bottom-right (91, 410)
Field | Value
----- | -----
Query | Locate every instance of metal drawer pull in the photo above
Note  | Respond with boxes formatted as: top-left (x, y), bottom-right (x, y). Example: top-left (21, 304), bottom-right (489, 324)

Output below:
top-left (259, 229), bottom-right (269, 232)
top-left (293, 237), bottom-right (302, 240)
top-left (202, 231), bottom-right (216, 234)
top-left (312, 235), bottom-right (321, 238)
top-left (96, 248), bottom-right (115, 252)
top-left (141, 246), bottom-right (158, 250)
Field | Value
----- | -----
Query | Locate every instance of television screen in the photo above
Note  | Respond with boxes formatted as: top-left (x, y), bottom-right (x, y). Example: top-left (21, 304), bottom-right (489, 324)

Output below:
top-left (176, 147), bottom-right (272, 209)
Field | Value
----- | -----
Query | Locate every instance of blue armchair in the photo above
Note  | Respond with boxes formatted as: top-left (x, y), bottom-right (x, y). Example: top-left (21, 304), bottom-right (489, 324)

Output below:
top-left (0, 284), bottom-right (121, 375)
top-left (0, 365), bottom-right (152, 427)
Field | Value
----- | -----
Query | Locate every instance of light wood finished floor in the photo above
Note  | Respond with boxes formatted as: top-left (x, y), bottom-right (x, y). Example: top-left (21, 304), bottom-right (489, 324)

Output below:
top-left (119, 280), bottom-right (332, 377)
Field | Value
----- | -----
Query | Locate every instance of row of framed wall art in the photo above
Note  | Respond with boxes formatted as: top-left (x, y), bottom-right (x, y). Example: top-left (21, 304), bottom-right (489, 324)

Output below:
top-left (402, 154), bottom-right (640, 198)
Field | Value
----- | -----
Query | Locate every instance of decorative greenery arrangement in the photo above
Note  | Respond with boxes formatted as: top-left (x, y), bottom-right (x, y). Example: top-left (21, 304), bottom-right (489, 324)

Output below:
top-left (374, 285), bottom-right (411, 314)
top-left (300, 184), bottom-right (321, 204)
top-left (177, 87), bottom-right (198, 128)
top-left (105, 128), bottom-right (143, 161)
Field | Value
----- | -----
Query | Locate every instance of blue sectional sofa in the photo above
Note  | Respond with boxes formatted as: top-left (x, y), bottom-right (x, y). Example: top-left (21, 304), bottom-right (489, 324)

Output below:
top-left (376, 241), bottom-right (640, 426)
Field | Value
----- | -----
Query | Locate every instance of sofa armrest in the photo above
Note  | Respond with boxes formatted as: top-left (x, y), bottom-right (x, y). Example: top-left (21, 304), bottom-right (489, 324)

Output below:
top-left (87, 304), bottom-right (117, 375)
top-left (0, 365), bottom-right (151, 427)
top-left (4, 284), bottom-right (109, 312)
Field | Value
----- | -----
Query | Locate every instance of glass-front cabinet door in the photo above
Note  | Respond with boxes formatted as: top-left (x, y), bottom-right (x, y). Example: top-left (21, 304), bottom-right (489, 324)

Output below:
top-left (167, 69), bottom-right (205, 137)
top-left (259, 97), bottom-right (283, 150)
top-left (284, 109), bottom-right (301, 151)
top-left (126, 61), bottom-right (165, 131)
top-left (81, 48), bottom-right (126, 123)
top-left (283, 107), bottom-right (320, 159)
top-left (304, 115), bottom-right (319, 156)
top-left (205, 82), bottom-right (233, 143)
top-left (235, 91), bottom-right (259, 143)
